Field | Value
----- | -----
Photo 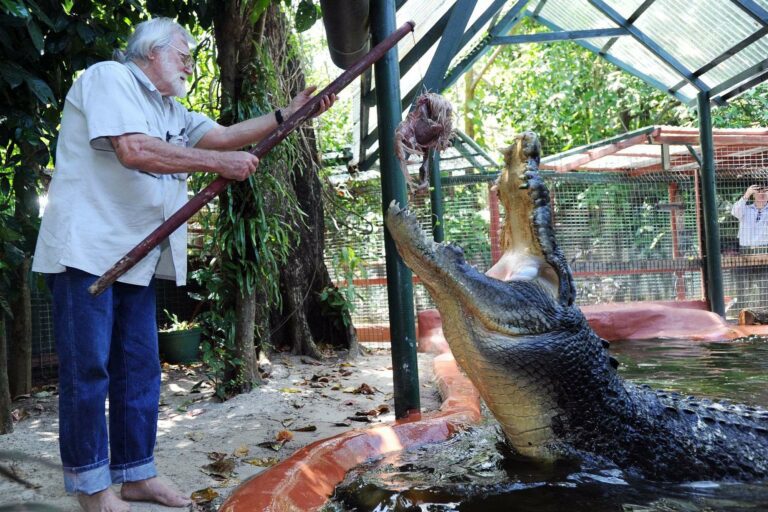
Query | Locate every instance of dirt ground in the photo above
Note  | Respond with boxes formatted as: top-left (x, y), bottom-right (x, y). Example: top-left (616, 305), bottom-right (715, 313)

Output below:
top-left (0, 346), bottom-right (439, 511)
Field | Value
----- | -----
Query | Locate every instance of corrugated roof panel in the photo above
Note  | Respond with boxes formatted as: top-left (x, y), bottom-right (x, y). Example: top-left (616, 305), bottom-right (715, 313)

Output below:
top-left (601, 0), bottom-right (652, 20)
top-left (700, 34), bottom-right (768, 91)
top-left (537, 0), bottom-right (617, 31)
top-left (635, 0), bottom-right (759, 74)
top-left (607, 36), bottom-right (690, 97)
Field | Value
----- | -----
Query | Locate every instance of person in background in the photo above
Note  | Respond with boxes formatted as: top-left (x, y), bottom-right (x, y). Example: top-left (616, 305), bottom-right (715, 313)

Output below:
top-left (731, 184), bottom-right (768, 250)
top-left (32, 17), bottom-right (334, 512)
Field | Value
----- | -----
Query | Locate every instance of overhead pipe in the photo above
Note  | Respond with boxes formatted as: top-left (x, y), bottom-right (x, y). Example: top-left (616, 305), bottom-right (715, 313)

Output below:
top-left (320, 0), bottom-right (370, 69)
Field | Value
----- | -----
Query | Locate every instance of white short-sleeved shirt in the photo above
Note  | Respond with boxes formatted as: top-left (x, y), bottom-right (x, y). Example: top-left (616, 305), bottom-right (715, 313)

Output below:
top-left (32, 61), bottom-right (216, 286)
top-left (731, 198), bottom-right (768, 247)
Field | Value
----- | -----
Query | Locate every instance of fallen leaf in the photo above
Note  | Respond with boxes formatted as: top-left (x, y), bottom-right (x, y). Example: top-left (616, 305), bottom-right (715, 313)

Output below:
top-left (281, 418), bottom-right (295, 428)
top-left (245, 457), bottom-right (279, 467)
top-left (257, 441), bottom-right (285, 452)
top-left (334, 421), bottom-right (352, 427)
top-left (377, 404), bottom-right (391, 414)
top-left (191, 487), bottom-right (219, 504)
top-left (202, 458), bottom-right (235, 479)
top-left (276, 430), bottom-right (294, 443)
top-left (292, 425), bottom-right (317, 432)
top-left (339, 370), bottom-right (353, 377)
top-left (347, 415), bottom-right (372, 423)
top-left (301, 357), bottom-right (322, 366)
top-left (354, 383), bottom-right (375, 395)
top-left (186, 432), bottom-right (204, 442)
top-left (339, 362), bottom-right (355, 368)
top-left (207, 452), bottom-right (228, 461)
top-left (341, 386), bottom-right (358, 393)
top-left (330, 384), bottom-right (342, 391)
top-left (279, 387), bottom-right (302, 394)
top-left (233, 445), bottom-right (249, 458)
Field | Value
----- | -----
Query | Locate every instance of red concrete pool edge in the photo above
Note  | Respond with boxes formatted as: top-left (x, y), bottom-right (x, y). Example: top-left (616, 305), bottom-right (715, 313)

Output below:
top-left (219, 353), bottom-right (480, 512)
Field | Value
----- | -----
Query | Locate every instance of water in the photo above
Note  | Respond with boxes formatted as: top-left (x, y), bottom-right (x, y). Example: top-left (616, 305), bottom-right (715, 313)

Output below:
top-left (323, 336), bottom-right (768, 511)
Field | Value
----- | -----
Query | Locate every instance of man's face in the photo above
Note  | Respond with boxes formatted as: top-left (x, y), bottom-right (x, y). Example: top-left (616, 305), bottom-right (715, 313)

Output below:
top-left (153, 34), bottom-right (192, 98)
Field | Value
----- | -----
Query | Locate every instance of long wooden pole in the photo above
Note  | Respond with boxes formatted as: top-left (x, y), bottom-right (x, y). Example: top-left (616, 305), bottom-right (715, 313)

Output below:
top-left (89, 21), bottom-right (415, 296)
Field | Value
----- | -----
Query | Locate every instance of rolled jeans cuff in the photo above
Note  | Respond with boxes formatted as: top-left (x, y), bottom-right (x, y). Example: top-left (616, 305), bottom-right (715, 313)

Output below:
top-left (63, 459), bottom-right (112, 495)
top-left (110, 456), bottom-right (157, 484)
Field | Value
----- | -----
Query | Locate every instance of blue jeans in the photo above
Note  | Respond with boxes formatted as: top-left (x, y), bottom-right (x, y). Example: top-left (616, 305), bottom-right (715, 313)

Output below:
top-left (47, 268), bottom-right (160, 494)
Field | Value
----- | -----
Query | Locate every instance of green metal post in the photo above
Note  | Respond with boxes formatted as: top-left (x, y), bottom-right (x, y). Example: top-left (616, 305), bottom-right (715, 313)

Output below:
top-left (697, 90), bottom-right (725, 317)
top-left (429, 150), bottom-right (445, 242)
top-left (371, 0), bottom-right (420, 418)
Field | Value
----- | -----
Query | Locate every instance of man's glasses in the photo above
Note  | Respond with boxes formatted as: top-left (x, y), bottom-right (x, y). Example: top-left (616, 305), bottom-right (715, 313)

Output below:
top-left (167, 44), bottom-right (194, 68)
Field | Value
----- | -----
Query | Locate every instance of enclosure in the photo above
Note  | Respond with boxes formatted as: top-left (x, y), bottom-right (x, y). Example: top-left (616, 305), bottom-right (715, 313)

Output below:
top-left (325, 125), bottom-right (768, 343)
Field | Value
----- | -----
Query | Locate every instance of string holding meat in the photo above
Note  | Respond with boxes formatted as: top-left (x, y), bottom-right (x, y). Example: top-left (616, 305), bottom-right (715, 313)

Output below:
top-left (394, 93), bottom-right (454, 192)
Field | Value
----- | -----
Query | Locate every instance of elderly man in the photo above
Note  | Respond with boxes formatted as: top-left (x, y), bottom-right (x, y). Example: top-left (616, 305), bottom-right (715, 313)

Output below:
top-left (32, 17), bottom-right (334, 512)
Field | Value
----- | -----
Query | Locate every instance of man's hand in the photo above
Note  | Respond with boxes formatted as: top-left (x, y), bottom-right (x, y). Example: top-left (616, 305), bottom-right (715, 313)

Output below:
top-left (215, 151), bottom-right (259, 181)
top-left (745, 185), bottom-right (761, 200)
top-left (284, 86), bottom-right (337, 119)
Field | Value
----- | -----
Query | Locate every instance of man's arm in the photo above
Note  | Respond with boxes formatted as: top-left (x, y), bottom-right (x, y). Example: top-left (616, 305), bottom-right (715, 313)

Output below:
top-left (196, 87), bottom-right (336, 151)
top-left (110, 133), bottom-right (259, 181)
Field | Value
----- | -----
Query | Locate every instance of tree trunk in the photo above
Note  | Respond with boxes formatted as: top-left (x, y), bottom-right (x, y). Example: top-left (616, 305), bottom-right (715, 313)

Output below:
top-left (0, 315), bottom-right (12, 434)
top-left (8, 258), bottom-right (31, 398)
top-left (261, 5), bottom-right (358, 358)
top-left (227, 290), bottom-right (259, 391)
top-left (211, 1), bottom-right (262, 394)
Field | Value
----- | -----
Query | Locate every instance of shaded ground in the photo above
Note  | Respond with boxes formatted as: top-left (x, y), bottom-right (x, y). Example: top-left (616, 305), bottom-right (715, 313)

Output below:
top-left (0, 346), bottom-right (439, 511)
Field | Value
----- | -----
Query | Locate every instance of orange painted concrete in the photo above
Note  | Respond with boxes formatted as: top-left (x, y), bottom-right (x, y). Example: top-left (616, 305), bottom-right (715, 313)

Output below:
top-left (219, 353), bottom-right (480, 512)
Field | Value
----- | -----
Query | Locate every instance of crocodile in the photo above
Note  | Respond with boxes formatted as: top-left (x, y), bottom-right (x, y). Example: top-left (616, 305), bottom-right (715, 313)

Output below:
top-left (385, 131), bottom-right (768, 481)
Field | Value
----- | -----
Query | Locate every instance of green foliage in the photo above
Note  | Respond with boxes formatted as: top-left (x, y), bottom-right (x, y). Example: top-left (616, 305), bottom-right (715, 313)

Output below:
top-left (444, 185), bottom-right (491, 267)
top-left (294, 0), bottom-right (319, 32)
top-left (318, 246), bottom-right (365, 328)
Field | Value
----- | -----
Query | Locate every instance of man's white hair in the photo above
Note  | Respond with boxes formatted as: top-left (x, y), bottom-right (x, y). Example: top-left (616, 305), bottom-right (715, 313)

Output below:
top-left (113, 17), bottom-right (195, 63)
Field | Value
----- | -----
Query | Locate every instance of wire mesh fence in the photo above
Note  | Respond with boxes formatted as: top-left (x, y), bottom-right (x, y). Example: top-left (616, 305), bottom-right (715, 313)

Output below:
top-left (325, 139), bottom-right (768, 342)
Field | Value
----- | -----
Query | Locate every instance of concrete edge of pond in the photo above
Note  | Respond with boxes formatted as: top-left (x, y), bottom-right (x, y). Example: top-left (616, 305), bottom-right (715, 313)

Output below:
top-left (218, 353), bottom-right (481, 512)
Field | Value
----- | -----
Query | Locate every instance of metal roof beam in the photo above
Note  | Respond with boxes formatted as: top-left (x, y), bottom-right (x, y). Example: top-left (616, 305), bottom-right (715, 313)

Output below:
top-left (708, 56), bottom-right (768, 98)
top-left (717, 68), bottom-right (768, 104)
top-left (363, 7), bottom-right (453, 107)
top-left (419, 0), bottom-right (477, 92)
top-left (599, 0), bottom-right (656, 55)
top-left (532, 0), bottom-right (548, 17)
top-left (587, 0), bottom-right (709, 92)
top-left (669, 26), bottom-right (768, 93)
top-left (442, 0), bottom-right (530, 90)
top-left (731, 0), bottom-right (768, 25)
top-left (491, 28), bottom-right (628, 45)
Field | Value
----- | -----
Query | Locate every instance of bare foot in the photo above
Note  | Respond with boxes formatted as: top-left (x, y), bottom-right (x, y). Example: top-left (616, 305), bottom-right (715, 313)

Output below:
top-left (77, 488), bottom-right (130, 512)
top-left (120, 477), bottom-right (191, 507)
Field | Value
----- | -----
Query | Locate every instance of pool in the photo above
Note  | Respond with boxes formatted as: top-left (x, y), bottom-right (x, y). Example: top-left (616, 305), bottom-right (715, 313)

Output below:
top-left (323, 337), bottom-right (768, 511)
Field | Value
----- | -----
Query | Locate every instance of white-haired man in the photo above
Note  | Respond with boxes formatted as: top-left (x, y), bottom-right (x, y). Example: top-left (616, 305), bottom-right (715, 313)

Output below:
top-left (32, 17), bottom-right (334, 512)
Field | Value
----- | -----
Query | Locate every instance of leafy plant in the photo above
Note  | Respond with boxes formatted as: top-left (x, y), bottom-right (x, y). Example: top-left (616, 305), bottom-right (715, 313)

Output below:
top-left (318, 246), bottom-right (365, 328)
top-left (159, 309), bottom-right (199, 333)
